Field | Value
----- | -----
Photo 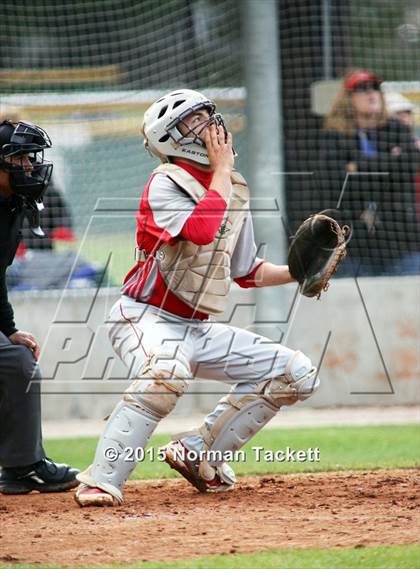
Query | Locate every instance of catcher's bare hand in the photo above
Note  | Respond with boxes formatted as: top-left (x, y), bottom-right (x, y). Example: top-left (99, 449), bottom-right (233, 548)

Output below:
top-left (9, 330), bottom-right (40, 360)
top-left (204, 124), bottom-right (234, 174)
top-left (205, 124), bottom-right (234, 200)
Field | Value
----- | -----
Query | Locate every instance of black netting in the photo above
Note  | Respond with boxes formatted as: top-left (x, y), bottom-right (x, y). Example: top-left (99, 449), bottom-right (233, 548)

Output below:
top-left (0, 0), bottom-right (418, 290)
top-left (281, 0), bottom-right (419, 276)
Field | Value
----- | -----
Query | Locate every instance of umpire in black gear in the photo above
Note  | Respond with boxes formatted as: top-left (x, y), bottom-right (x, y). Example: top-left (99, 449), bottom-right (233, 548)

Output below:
top-left (0, 119), bottom-right (79, 494)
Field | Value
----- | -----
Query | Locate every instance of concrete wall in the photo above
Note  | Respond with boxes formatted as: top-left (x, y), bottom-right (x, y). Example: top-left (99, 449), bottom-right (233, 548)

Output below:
top-left (11, 276), bottom-right (419, 420)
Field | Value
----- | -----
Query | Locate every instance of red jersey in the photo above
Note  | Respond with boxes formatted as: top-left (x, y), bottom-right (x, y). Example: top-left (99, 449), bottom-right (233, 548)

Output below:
top-left (121, 160), bottom-right (264, 319)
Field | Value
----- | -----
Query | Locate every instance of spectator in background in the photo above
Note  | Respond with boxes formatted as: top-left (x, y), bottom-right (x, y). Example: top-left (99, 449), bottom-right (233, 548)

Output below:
top-left (384, 91), bottom-right (420, 148)
top-left (318, 70), bottom-right (419, 276)
top-left (385, 91), bottom-right (420, 223)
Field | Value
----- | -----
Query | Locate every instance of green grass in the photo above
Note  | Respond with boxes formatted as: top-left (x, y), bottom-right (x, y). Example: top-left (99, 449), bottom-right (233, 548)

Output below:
top-left (14, 426), bottom-right (420, 569)
top-left (8, 544), bottom-right (420, 569)
top-left (44, 423), bottom-right (420, 480)
top-left (56, 231), bottom-right (134, 286)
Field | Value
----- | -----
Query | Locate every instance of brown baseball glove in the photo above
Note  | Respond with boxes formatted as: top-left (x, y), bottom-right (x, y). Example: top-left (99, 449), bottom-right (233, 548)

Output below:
top-left (288, 213), bottom-right (349, 299)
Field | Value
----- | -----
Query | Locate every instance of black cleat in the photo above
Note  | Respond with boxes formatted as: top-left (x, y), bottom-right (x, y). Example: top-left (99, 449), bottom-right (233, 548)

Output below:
top-left (0, 458), bottom-right (80, 494)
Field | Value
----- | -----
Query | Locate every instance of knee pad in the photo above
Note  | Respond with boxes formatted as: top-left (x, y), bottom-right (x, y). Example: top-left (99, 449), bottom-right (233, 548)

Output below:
top-left (124, 347), bottom-right (190, 419)
top-left (265, 351), bottom-right (319, 407)
top-left (81, 348), bottom-right (191, 500)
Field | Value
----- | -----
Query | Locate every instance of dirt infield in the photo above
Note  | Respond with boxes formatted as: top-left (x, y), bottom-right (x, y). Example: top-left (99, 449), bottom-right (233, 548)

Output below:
top-left (1, 469), bottom-right (419, 567)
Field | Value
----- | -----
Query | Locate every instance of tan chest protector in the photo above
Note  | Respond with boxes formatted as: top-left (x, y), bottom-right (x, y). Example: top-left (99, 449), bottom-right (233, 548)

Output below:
top-left (153, 163), bottom-right (250, 315)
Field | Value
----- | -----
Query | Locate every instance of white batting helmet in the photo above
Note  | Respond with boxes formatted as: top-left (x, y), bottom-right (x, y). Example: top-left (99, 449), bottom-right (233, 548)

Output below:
top-left (142, 89), bottom-right (225, 165)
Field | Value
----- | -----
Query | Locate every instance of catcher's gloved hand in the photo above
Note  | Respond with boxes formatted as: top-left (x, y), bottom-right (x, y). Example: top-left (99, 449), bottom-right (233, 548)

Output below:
top-left (288, 213), bottom-right (348, 299)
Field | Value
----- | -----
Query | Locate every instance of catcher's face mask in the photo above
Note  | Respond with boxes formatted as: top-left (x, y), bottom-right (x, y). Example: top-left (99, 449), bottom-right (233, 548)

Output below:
top-left (167, 106), bottom-right (226, 146)
top-left (142, 89), bottom-right (237, 165)
top-left (0, 120), bottom-right (53, 201)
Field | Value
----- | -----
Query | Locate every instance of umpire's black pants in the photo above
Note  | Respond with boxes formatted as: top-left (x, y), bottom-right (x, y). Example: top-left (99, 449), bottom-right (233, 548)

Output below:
top-left (0, 331), bottom-right (45, 467)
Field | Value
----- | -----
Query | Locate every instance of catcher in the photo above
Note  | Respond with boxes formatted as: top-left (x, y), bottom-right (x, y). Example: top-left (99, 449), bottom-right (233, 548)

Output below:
top-left (75, 89), bottom-right (345, 506)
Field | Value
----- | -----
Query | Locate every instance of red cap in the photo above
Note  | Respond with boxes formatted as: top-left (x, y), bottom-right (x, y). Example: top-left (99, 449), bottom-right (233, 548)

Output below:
top-left (344, 71), bottom-right (382, 91)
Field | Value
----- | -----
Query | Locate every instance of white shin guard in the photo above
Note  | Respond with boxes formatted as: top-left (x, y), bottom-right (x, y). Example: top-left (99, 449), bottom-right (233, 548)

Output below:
top-left (198, 394), bottom-right (278, 463)
top-left (77, 401), bottom-right (159, 503)
top-left (193, 351), bottom-right (319, 468)
top-left (77, 348), bottom-right (191, 502)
